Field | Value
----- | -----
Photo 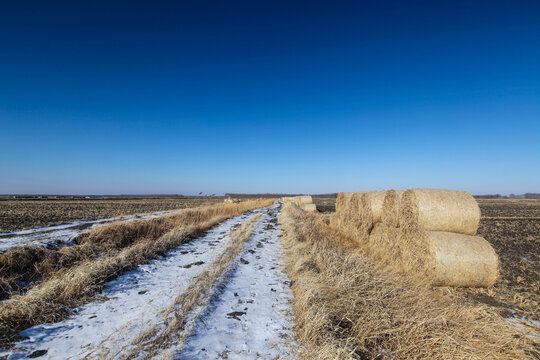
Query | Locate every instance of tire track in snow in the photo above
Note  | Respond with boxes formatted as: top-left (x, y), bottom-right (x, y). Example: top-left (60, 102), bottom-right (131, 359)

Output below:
top-left (1, 208), bottom-right (266, 359)
top-left (176, 201), bottom-right (298, 359)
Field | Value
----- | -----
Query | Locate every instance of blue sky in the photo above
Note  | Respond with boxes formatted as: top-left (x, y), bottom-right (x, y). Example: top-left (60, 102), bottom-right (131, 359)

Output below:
top-left (1, 0), bottom-right (539, 195)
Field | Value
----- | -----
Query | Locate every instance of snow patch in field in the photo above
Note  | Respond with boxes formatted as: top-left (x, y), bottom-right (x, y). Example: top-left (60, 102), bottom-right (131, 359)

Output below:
top-left (507, 316), bottom-right (540, 337)
top-left (1, 209), bottom-right (263, 360)
top-left (0, 209), bottom-right (185, 253)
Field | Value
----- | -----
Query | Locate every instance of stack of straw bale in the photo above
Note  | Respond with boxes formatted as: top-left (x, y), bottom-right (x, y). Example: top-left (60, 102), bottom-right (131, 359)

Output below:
top-left (333, 188), bottom-right (498, 287)
top-left (224, 198), bottom-right (242, 204)
top-left (281, 196), bottom-right (317, 212)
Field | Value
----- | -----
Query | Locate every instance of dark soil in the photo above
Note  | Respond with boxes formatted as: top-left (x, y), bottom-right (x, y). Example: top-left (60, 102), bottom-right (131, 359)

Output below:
top-left (0, 198), bottom-right (221, 232)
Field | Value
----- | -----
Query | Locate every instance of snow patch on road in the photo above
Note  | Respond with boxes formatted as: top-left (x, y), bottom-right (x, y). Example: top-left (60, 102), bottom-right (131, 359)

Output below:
top-left (179, 202), bottom-right (298, 359)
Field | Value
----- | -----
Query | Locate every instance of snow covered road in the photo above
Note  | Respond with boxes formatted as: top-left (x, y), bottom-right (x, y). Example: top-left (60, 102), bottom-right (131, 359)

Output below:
top-left (2, 202), bottom-right (297, 359)
top-left (179, 202), bottom-right (297, 359)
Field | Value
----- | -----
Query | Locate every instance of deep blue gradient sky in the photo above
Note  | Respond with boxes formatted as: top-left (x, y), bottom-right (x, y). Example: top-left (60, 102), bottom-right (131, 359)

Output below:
top-left (1, 1), bottom-right (539, 195)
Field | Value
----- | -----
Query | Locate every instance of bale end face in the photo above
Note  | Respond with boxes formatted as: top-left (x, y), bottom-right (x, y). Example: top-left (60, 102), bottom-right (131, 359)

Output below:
top-left (430, 231), bottom-right (499, 288)
top-left (302, 204), bottom-right (317, 212)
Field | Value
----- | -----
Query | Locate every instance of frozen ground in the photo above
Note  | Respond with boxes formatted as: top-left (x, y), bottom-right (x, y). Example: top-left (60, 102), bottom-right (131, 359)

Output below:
top-left (1, 202), bottom-right (297, 359)
top-left (0, 209), bottom-right (183, 253)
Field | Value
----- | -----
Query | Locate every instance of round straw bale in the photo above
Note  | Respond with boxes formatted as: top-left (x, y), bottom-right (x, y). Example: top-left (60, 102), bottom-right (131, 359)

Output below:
top-left (381, 190), bottom-right (404, 227)
top-left (335, 192), bottom-right (352, 228)
top-left (362, 191), bottom-right (386, 224)
top-left (297, 195), bottom-right (313, 204)
top-left (357, 191), bottom-right (386, 234)
top-left (368, 223), bottom-right (400, 266)
top-left (396, 225), bottom-right (438, 281)
top-left (399, 188), bottom-right (481, 235)
top-left (395, 226), bottom-right (498, 287)
top-left (302, 203), bottom-right (317, 212)
top-left (346, 193), bottom-right (368, 242)
top-left (429, 231), bottom-right (499, 287)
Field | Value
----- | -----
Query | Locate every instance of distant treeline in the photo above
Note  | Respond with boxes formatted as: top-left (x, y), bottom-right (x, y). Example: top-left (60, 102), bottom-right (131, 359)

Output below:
top-left (227, 192), bottom-right (540, 200)
top-left (474, 193), bottom-right (540, 199)
top-left (0, 195), bottom-right (211, 201)
top-left (3, 192), bottom-right (538, 201)
top-left (225, 193), bottom-right (338, 198)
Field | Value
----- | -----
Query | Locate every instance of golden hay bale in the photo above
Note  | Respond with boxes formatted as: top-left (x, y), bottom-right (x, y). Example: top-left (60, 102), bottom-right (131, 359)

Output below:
top-left (335, 191), bottom-right (384, 234)
top-left (334, 192), bottom-right (352, 228)
top-left (368, 223), bottom-right (401, 267)
top-left (356, 191), bottom-right (386, 234)
top-left (399, 188), bottom-right (481, 235)
top-left (297, 195), bottom-right (313, 204)
top-left (428, 231), bottom-right (499, 287)
top-left (368, 223), bottom-right (436, 280)
top-left (347, 193), bottom-right (369, 243)
top-left (381, 190), bottom-right (404, 227)
top-left (302, 204), bottom-right (317, 212)
top-left (370, 224), bottom-right (498, 287)
top-left (223, 198), bottom-right (234, 204)
top-left (364, 191), bottom-right (387, 224)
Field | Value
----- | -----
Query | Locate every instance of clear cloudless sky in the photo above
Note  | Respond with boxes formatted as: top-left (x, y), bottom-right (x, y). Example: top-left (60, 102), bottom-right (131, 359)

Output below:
top-left (0, 0), bottom-right (539, 195)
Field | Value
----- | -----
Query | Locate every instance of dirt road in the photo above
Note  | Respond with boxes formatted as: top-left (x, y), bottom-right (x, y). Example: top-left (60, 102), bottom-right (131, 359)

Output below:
top-left (2, 202), bottom-right (297, 359)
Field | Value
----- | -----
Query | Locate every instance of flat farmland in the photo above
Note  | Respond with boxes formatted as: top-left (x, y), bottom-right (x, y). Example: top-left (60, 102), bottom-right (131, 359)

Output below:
top-left (0, 196), bottom-right (538, 358)
top-left (0, 198), bottom-right (222, 232)
top-left (464, 199), bottom-right (540, 322)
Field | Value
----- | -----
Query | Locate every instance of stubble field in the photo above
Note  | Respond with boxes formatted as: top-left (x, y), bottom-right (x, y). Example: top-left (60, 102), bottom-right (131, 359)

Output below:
top-left (0, 198), bottom-right (222, 233)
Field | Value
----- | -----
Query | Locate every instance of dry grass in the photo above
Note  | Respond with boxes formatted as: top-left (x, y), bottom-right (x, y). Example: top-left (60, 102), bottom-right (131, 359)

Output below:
top-left (279, 203), bottom-right (536, 359)
top-left (0, 199), bottom-right (273, 347)
top-left (0, 198), bottom-right (222, 232)
top-left (127, 213), bottom-right (264, 359)
top-left (0, 199), bottom-right (271, 300)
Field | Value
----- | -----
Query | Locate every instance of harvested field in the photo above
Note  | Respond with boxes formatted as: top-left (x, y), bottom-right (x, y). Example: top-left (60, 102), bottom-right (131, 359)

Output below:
top-left (0, 198), bottom-right (221, 232)
top-left (458, 207), bottom-right (540, 325)
top-left (478, 199), bottom-right (540, 218)
top-left (312, 197), bottom-right (336, 213)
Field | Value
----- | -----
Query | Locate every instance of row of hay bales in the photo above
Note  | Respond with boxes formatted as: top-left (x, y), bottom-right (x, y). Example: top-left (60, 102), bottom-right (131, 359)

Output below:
top-left (280, 195), bottom-right (317, 212)
top-left (223, 197), bottom-right (243, 204)
top-left (331, 188), bottom-right (499, 288)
